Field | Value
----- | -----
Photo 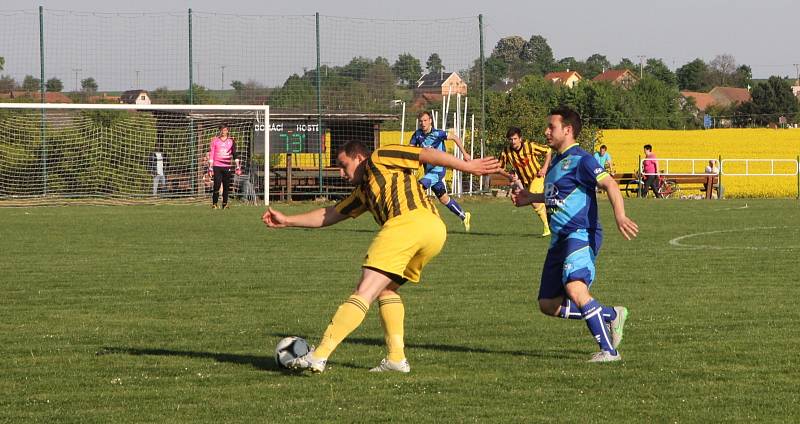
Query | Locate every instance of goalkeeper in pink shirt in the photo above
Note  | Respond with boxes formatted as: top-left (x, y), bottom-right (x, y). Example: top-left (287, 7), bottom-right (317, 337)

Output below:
top-left (208, 123), bottom-right (241, 209)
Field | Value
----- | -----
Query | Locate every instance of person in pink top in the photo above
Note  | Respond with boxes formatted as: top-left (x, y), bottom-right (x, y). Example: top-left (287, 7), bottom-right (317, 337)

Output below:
top-left (640, 144), bottom-right (661, 198)
top-left (208, 123), bottom-right (241, 209)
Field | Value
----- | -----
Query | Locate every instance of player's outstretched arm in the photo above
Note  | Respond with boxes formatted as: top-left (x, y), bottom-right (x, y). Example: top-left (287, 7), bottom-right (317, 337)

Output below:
top-left (448, 132), bottom-right (471, 161)
top-left (596, 176), bottom-right (639, 240)
top-left (418, 147), bottom-right (498, 176)
top-left (262, 206), bottom-right (347, 229)
top-left (511, 188), bottom-right (544, 207)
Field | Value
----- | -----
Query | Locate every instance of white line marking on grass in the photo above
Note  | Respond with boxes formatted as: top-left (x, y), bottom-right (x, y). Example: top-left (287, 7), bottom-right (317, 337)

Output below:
top-left (669, 226), bottom-right (799, 250)
top-left (715, 203), bottom-right (749, 211)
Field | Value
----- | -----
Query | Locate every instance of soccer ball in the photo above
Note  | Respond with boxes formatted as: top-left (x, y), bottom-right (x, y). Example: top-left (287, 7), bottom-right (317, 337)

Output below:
top-left (274, 336), bottom-right (310, 368)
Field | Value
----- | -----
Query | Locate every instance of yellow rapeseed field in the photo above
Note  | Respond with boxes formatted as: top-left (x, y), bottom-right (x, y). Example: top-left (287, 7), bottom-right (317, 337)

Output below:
top-left (380, 129), bottom-right (800, 197)
top-left (601, 129), bottom-right (800, 198)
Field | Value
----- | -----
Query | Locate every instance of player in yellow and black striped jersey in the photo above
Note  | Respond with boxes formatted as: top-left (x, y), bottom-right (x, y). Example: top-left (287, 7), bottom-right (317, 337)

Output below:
top-left (497, 127), bottom-right (552, 236)
top-left (262, 141), bottom-right (500, 373)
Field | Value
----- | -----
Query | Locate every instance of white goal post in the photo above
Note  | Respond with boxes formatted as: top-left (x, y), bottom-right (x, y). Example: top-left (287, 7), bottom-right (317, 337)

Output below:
top-left (0, 103), bottom-right (270, 205)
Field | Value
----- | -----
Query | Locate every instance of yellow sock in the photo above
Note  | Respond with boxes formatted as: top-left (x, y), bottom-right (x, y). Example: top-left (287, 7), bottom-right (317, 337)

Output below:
top-left (314, 295), bottom-right (369, 359)
top-left (534, 204), bottom-right (549, 234)
top-left (378, 293), bottom-right (405, 362)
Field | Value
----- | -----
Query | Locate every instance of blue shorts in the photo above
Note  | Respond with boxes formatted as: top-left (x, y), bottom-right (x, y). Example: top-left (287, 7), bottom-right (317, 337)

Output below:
top-left (419, 170), bottom-right (448, 198)
top-left (538, 229), bottom-right (603, 300)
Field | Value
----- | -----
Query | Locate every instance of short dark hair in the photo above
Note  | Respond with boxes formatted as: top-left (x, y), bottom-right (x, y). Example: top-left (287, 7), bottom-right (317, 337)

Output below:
top-left (600, 144), bottom-right (607, 150)
top-left (549, 106), bottom-right (582, 138)
top-left (506, 127), bottom-right (522, 139)
top-left (338, 141), bottom-right (370, 159)
top-left (644, 144), bottom-right (652, 151)
top-left (219, 122), bottom-right (229, 130)
top-left (417, 111), bottom-right (432, 120)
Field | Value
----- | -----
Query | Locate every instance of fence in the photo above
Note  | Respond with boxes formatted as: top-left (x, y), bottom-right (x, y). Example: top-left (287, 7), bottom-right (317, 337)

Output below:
top-left (0, 8), bottom-right (489, 200)
top-left (638, 157), bottom-right (800, 199)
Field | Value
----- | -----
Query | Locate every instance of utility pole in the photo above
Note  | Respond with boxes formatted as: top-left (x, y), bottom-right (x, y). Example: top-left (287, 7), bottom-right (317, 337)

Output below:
top-left (794, 63), bottom-right (800, 85)
top-left (71, 68), bottom-right (82, 92)
top-left (636, 55), bottom-right (646, 78)
top-left (220, 65), bottom-right (225, 90)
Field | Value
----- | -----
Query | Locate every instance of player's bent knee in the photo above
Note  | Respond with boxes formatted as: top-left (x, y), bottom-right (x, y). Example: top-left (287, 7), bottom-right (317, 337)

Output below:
top-left (538, 298), bottom-right (560, 316)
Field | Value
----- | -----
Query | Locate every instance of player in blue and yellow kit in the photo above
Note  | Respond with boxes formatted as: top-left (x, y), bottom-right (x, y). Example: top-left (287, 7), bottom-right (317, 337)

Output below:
top-left (512, 107), bottom-right (639, 362)
top-left (409, 111), bottom-right (473, 231)
top-left (262, 142), bottom-right (500, 373)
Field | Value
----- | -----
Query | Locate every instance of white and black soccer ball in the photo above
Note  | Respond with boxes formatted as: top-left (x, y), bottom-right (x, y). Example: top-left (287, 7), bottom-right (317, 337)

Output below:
top-left (274, 336), bottom-right (310, 368)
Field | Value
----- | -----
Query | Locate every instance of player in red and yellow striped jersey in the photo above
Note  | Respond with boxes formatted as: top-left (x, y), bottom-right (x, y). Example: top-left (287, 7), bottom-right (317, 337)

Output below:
top-left (262, 142), bottom-right (500, 373)
top-left (498, 127), bottom-right (552, 236)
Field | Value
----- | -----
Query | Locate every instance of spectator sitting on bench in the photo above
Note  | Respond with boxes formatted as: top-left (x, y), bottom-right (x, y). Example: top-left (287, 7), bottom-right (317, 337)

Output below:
top-left (704, 159), bottom-right (721, 196)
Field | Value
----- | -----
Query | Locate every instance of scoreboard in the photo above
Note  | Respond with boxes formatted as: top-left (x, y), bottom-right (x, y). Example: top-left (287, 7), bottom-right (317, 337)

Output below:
top-left (253, 120), bottom-right (322, 155)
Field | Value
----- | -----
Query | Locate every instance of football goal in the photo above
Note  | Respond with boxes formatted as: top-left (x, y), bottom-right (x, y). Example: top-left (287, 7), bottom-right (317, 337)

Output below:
top-left (0, 103), bottom-right (270, 205)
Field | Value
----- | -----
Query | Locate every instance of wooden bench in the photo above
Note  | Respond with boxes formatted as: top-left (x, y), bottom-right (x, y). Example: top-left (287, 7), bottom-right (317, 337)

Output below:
top-left (612, 172), bottom-right (721, 199)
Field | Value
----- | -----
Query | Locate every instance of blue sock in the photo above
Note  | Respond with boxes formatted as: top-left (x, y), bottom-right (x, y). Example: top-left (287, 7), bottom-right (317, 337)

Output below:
top-left (446, 199), bottom-right (466, 220)
top-left (602, 305), bottom-right (617, 322)
top-left (580, 299), bottom-right (617, 354)
top-left (558, 298), bottom-right (583, 320)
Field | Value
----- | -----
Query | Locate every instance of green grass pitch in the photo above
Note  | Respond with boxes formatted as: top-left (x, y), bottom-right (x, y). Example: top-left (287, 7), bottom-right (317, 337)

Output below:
top-left (1, 198), bottom-right (798, 422)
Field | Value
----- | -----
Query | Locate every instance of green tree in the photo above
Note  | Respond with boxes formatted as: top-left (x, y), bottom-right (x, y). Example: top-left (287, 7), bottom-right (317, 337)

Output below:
top-left (81, 77), bottom-right (98, 94)
top-left (467, 56), bottom-right (508, 92)
top-left (272, 74), bottom-right (315, 111)
top-left (230, 80), bottom-right (244, 91)
top-left (22, 75), bottom-right (41, 92)
top-left (644, 58), bottom-right (676, 87)
top-left (0, 56), bottom-right (4, 71)
top-left (392, 53), bottom-right (422, 88)
top-left (583, 54), bottom-right (611, 79)
top-left (0, 75), bottom-right (15, 91)
top-left (490, 36), bottom-right (526, 64)
top-left (676, 59), bottom-right (709, 91)
top-left (341, 56), bottom-right (373, 81)
top-left (733, 65), bottom-right (752, 89)
top-left (519, 35), bottom-right (554, 74)
top-left (426, 53), bottom-right (444, 74)
top-left (614, 58), bottom-right (636, 70)
top-left (744, 76), bottom-right (799, 125)
top-left (46, 77), bottom-right (63, 92)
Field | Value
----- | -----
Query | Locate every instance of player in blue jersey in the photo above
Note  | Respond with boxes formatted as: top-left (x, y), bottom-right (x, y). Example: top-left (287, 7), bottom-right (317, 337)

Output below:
top-left (511, 106), bottom-right (639, 362)
top-left (409, 111), bottom-right (473, 231)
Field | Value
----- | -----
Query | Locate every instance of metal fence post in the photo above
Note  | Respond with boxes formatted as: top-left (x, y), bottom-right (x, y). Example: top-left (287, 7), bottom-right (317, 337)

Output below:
top-left (39, 6), bottom-right (47, 196)
top-left (316, 12), bottom-right (323, 196)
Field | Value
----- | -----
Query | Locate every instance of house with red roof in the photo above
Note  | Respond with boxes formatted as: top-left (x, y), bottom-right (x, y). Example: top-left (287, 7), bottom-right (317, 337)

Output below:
top-left (543, 70), bottom-right (582, 88)
top-left (592, 69), bottom-right (638, 89)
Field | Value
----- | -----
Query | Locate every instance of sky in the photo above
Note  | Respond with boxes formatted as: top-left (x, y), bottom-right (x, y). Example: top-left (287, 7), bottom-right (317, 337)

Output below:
top-left (2, 0), bottom-right (798, 90)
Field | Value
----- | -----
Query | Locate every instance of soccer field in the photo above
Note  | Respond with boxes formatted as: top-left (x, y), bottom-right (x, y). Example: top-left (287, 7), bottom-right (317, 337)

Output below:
top-left (1, 198), bottom-right (798, 423)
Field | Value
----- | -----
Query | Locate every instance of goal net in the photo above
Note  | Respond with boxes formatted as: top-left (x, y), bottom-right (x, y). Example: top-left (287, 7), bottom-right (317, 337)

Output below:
top-left (0, 103), bottom-right (270, 205)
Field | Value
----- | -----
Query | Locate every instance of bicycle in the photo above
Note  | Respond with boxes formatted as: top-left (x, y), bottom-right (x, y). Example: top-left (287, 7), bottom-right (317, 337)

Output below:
top-left (623, 171), bottom-right (679, 198)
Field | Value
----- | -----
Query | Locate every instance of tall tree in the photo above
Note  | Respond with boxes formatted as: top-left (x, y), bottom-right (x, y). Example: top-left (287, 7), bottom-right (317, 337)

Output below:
top-left (644, 58), bottom-right (676, 87)
top-left (733, 65), bottom-right (752, 89)
top-left (392, 53), bottom-right (422, 88)
top-left (22, 75), bottom-right (41, 92)
top-left (0, 56), bottom-right (4, 71)
top-left (520, 35), bottom-right (554, 74)
top-left (709, 54), bottom-right (737, 86)
top-left (583, 54), bottom-right (611, 79)
top-left (81, 77), bottom-right (98, 94)
top-left (676, 58), bottom-right (709, 91)
top-left (744, 76), bottom-right (799, 125)
top-left (615, 58), bottom-right (636, 71)
top-left (426, 53), bottom-right (444, 74)
top-left (490, 36), bottom-right (526, 64)
top-left (46, 77), bottom-right (63, 92)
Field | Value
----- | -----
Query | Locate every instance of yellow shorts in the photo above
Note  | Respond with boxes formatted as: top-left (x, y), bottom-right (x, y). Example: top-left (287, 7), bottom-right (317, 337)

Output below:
top-left (527, 177), bottom-right (544, 194)
top-left (363, 208), bottom-right (447, 284)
